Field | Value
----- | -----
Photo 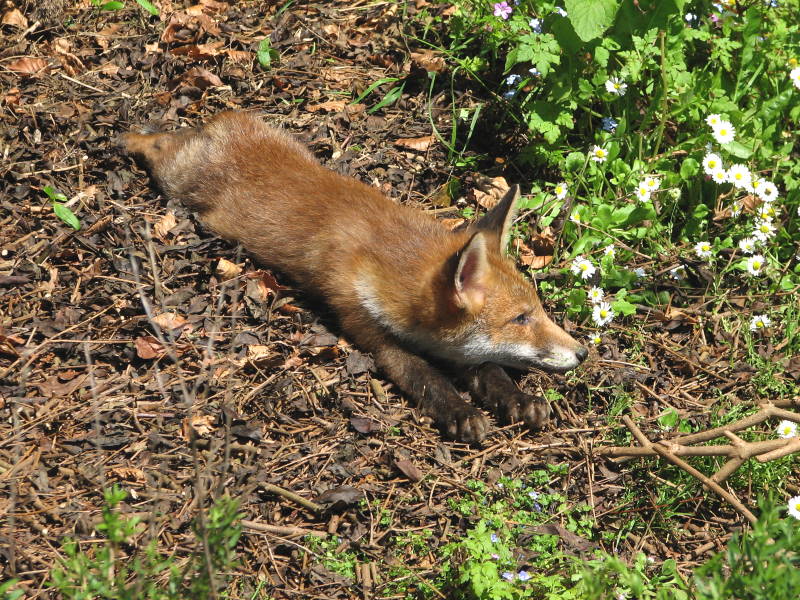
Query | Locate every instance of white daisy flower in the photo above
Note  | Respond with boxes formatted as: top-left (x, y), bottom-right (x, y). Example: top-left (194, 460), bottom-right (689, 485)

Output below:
top-left (592, 302), bottom-right (615, 326)
top-left (746, 254), bottom-right (765, 275)
top-left (749, 314), bottom-right (771, 331)
top-left (635, 184), bottom-right (651, 203)
top-left (605, 77), bottom-right (628, 96)
top-left (727, 164), bottom-right (752, 189)
top-left (730, 200), bottom-right (742, 217)
top-left (554, 182), bottom-right (568, 200)
top-left (694, 241), bottom-right (713, 259)
top-left (758, 180), bottom-right (778, 202)
top-left (604, 244), bottom-right (615, 257)
top-left (753, 220), bottom-right (776, 241)
top-left (702, 152), bottom-right (723, 175)
top-left (589, 334), bottom-right (602, 346)
top-left (571, 256), bottom-right (596, 280)
top-left (790, 67), bottom-right (800, 90)
top-left (788, 495), bottom-right (800, 520)
top-left (643, 175), bottom-right (661, 191)
top-left (776, 419), bottom-right (798, 439)
top-left (705, 114), bottom-right (722, 128)
top-left (570, 211), bottom-right (583, 224)
top-left (758, 203), bottom-right (778, 221)
top-left (711, 167), bottom-right (728, 184)
top-left (590, 145), bottom-right (608, 162)
top-left (711, 120), bottom-right (735, 144)
top-left (588, 286), bottom-right (605, 304)
top-left (669, 265), bottom-right (686, 281)
top-left (738, 237), bottom-right (757, 254)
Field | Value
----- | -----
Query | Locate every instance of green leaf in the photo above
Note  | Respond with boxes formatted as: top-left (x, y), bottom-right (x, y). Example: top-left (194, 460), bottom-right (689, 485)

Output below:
top-left (565, 0), bottom-right (619, 42)
top-left (722, 140), bottom-right (753, 159)
top-left (564, 151), bottom-right (585, 172)
top-left (43, 185), bottom-right (68, 202)
top-left (52, 202), bottom-right (81, 231)
top-left (351, 77), bottom-right (400, 105)
top-left (611, 298), bottom-right (636, 316)
top-left (679, 157), bottom-right (699, 180)
top-left (594, 45), bottom-right (609, 67)
top-left (134, 0), bottom-right (159, 15)
top-left (100, 1), bottom-right (125, 10)
top-left (257, 38), bottom-right (273, 69)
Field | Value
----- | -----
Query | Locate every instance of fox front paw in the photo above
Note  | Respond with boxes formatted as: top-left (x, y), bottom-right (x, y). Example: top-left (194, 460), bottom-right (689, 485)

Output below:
top-left (443, 403), bottom-right (491, 445)
top-left (498, 392), bottom-right (551, 430)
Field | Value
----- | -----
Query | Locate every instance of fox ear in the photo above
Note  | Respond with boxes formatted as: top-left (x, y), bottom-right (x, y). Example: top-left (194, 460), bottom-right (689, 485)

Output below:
top-left (472, 184), bottom-right (520, 253)
top-left (454, 232), bottom-right (489, 313)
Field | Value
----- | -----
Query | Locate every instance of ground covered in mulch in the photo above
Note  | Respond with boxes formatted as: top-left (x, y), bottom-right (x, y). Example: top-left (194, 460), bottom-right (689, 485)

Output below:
top-left (2, 1), bottom-right (798, 598)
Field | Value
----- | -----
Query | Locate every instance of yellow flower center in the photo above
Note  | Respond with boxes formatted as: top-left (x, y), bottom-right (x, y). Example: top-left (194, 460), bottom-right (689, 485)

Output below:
top-left (719, 128), bottom-right (727, 136)
top-left (600, 310), bottom-right (608, 318)
top-left (580, 263), bottom-right (589, 271)
top-left (794, 501), bottom-right (800, 511)
top-left (709, 160), bottom-right (717, 167)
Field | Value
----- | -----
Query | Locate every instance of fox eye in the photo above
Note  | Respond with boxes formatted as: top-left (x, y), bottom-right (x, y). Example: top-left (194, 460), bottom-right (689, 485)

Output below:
top-left (512, 313), bottom-right (530, 325)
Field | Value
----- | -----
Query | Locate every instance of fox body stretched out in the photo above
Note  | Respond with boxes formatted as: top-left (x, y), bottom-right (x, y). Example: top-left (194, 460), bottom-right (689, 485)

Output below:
top-left (122, 111), bottom-right (587, 443)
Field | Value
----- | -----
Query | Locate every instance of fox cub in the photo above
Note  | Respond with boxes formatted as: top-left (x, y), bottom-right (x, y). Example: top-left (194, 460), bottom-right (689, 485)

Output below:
top-left (122, 111), bottom-right (586, 443)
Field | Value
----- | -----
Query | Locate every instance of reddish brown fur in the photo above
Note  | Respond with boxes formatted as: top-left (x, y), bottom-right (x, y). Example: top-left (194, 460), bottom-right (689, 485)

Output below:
top-left (122, 111), bottom-right (586, 443)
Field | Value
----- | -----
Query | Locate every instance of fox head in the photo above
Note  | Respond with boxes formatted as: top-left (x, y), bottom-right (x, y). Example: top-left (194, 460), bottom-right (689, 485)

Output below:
top-left (417, 185), bottom-right (587, 373)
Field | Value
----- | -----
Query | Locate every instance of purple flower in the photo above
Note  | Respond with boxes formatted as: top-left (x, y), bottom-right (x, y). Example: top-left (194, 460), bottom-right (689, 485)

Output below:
top-left (502, 571), bottom-right (515, 581)
top-left (491, 553), bottom-right (500, 560)
top-left (491, 533), bottom-right (500, 543)
top-left (601, 117), bottom-right (618, 132)
top-left (529, 17), bottom-right (542, 33)
top-left (518, 570), bottom-right (532, 582)
top-left (493, 1), bottom-right (513, 19)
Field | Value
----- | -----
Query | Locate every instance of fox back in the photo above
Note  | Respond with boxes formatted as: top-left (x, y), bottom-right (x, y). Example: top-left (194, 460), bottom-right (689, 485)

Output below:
top-left (122, 111), bottom-right (586, 443)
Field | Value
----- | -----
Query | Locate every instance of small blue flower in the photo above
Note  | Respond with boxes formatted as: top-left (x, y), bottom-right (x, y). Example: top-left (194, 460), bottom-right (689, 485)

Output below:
top-left (553, 6), bottom-right (567, 16)
top-left (491, 533), bottom-right (499, 543)
top-left (529, 67), bottom-right (541, 77)
top-left (601, 117), bottom-right (618, 132)
top-left (506, 73), bottom-right (522, 86)
top-left (764, 0), bottom-right (778, 6)
top-left (502, 571), bottom-right (515, 581)
top-left (502, 90), bottom-right (516, 100)
top-left (528, 490), bottom-right (540, 500)
top-left (529, 17), bottom-right (542, 33)
top-left (518, 570), bottom-right (532, 582)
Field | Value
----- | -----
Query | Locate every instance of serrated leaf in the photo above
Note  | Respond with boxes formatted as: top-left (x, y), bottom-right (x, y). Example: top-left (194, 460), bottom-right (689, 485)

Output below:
top-left (52, 201), bottom-right (81, 231)
top-left (134, 0), bottom-right (159, 15)
top-left (611, 298), bottom-right (636, 316)
top-left (565, 0), bottom-right (619, 42)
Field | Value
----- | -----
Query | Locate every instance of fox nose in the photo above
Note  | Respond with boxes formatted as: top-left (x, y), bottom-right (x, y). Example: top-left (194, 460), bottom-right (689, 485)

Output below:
top-left (575, 346), bottom-right (588, 363)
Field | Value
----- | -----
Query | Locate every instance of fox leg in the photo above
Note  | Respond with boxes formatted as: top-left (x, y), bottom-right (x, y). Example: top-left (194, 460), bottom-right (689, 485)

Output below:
top-left (369, 343), bottom-right (491, 444)
top-left (464, 363), bottom-right (551, 430)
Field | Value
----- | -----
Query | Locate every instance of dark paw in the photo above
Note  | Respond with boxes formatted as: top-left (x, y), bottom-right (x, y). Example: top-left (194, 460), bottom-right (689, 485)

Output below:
top-left (498, 392), bottom-right (551, 430)
top-left (443, 403), bottom-right (491, 445)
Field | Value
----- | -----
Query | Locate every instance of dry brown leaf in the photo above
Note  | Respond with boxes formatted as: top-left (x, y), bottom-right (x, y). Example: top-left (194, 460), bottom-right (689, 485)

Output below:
top-left (306, 99), bottom-right (347, 113)
top-left (134, 336), bottom-right (165, 360)
top-left (247, 344), bottom-right (279, 368)
top-left (151, 312), bottom-right (188, 330)
top-left (8, 57), bottom-right (49, 76)
top-left (2, 8), bottom-right (28, 28)
top-left (36, 373), bottom-right (89, 397)
top-left (216, 258), bottom-right (242, 281)
top-left (516, 239), bottom-right (553, 269)
top-left (94, 23), bottom-right (122, 50)
top-left (225, 49), bottom-right (252, 63)
top-left (3, 87), bottom-right (21, 107)
top-left (472, 176), bottom-right (510, 209)
top-left (109, 466), bottom-right (145, 481)
top-left (170, 65), bottom-right (223, 89)
top-left (410, 50), bottom-right (447, 73)
top-left (247, 270), bottom-right (286, 296)
top-left (183, 414), bottom-right (215, 439)
top-left (154, 212), bottom-right (178, 239)
top-left (395, 135), bottom-right (435, 151)
top-left (170, 40), bottom-right (225, 59)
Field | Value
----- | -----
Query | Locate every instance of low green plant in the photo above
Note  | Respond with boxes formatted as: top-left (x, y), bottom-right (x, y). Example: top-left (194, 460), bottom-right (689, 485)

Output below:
top-left (90, 0), bottom-right (159, 15)
top-left (45, 485), bottom-right (241, 600)
top-left (44, 185), bottom-right (81, 231)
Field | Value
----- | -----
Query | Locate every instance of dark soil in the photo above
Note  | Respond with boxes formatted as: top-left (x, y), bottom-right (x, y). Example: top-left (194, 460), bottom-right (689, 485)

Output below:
top-left (1, 1), bottom-right (796, 598)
